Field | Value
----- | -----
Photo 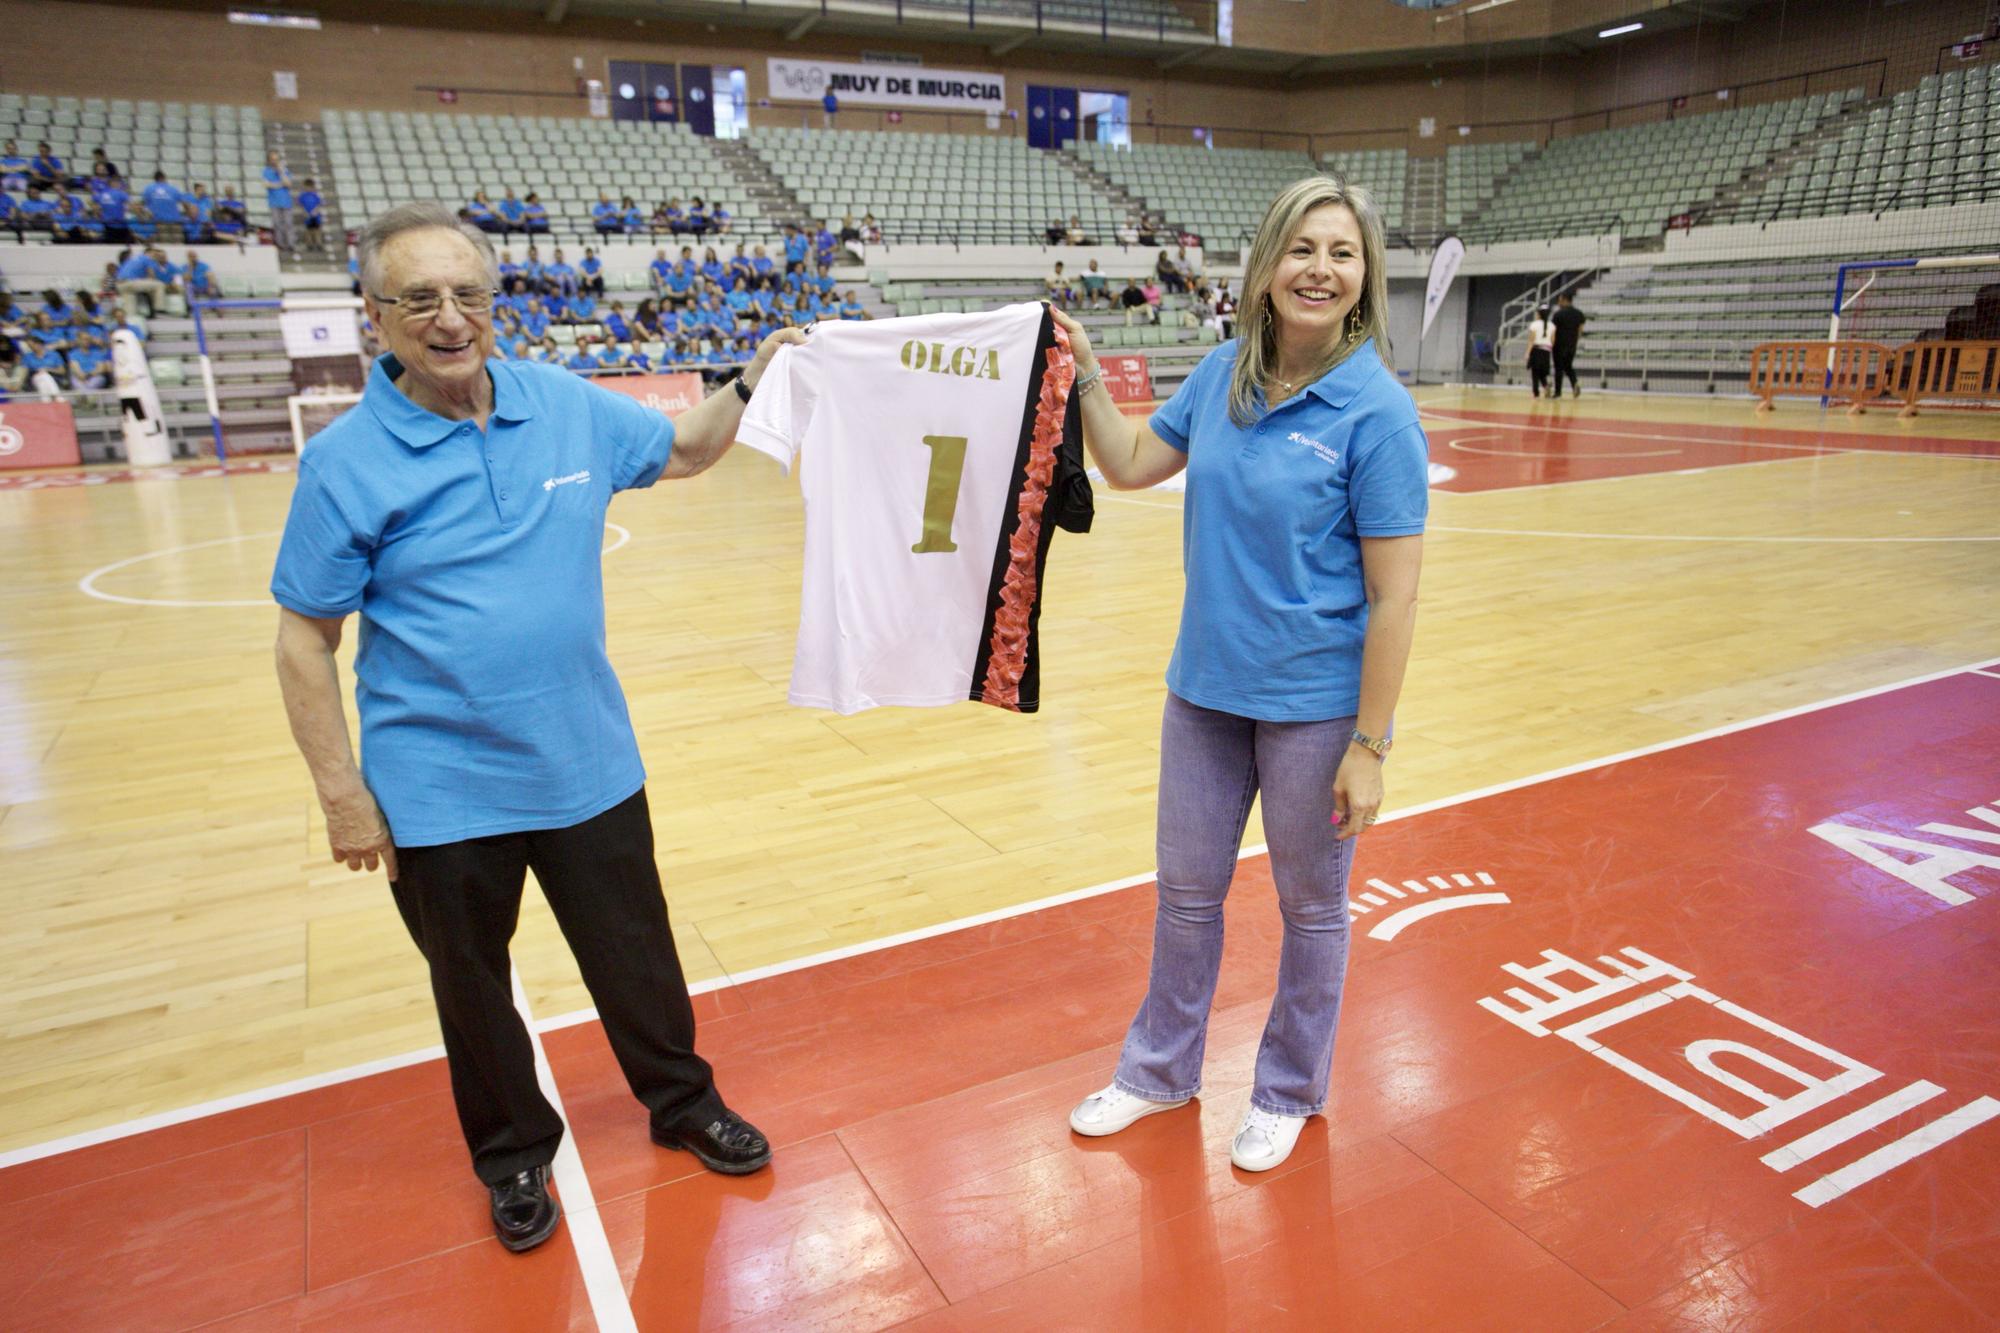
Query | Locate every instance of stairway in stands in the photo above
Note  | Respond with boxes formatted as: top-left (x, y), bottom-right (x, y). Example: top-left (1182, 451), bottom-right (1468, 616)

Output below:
top-left (710, 137), bottom-right (808, 233)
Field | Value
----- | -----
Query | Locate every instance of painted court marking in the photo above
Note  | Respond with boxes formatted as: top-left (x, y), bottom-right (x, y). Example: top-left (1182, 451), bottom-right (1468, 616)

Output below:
top-left (76, 524), bottom-right (634, 609)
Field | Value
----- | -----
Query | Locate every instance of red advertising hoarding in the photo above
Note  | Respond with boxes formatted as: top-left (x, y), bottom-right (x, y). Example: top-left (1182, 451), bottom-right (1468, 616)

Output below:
top-left (1098, 354), bottom-right (1154, 405)
top-left (591, 372), bottom-right (706, 415)
top-left (0, 400), bottom-right (83, 470)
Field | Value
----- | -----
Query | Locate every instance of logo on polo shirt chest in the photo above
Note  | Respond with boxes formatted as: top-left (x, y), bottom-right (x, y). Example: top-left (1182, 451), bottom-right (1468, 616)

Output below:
top-left (543, 469), bottom-right (590, 492)
top-left (1288, 431), bottom-right (1340, 467)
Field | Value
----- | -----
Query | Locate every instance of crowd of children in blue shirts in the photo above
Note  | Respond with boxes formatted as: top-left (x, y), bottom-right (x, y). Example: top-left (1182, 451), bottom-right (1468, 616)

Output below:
top-left (0, 258), bottom-right (207, 396)
top-left (488, 235), bottom-right (868, 375)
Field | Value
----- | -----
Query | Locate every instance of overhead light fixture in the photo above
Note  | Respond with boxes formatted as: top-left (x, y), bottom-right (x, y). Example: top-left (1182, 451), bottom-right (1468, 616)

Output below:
top-left (1599, 22), bottom-right (1644, 37)
top-left (229, 8), bottom-right (321, 28)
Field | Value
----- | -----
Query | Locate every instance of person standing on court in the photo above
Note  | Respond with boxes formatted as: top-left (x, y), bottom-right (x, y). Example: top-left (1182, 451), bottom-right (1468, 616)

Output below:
top-left (1526, 304), bottom-right (1554, 398)
top-left (271, 203), bottom-right (800, 1254)
top-left (1054, 176), bottom-right (1426, 1173)
top-left (1551, 291), bottom-right (1586, 397)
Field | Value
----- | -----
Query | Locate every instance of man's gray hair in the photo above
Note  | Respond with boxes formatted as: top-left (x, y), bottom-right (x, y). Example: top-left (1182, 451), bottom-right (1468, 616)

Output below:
top-left (356, 201), bottom-right (498, 295)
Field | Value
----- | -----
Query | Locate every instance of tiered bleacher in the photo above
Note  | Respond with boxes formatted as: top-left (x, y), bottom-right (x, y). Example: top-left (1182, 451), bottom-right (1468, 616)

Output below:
top-left (325, 110), bottom-right (758, 245)
top-left (1464, 90), bottom-right (1860, 243)
top-left (1716, 67), bottom-right (2000, 221)
top-left (1076, 143), bottom-right (1407, 249)
top-left (754, 127), bottom-right (1115, 245)
top-left (0, 94), bottom-right (271, 236)
top-left (1444, 141), bottom-right (1531, 232)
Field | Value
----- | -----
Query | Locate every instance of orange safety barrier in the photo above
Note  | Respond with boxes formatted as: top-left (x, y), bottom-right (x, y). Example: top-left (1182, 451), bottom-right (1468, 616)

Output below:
top-left (1748, 341), bottom-right (1894, 415)
top-left (1884, 340), bottom-right (2000, 417)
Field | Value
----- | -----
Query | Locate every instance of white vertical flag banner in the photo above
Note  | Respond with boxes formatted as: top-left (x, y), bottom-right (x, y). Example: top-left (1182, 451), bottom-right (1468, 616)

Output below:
top-left (1422, 235), bottom-right (1465, 341)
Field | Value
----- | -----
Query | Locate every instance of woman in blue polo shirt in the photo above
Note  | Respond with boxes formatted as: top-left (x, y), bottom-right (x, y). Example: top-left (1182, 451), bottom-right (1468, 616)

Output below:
top-left (1057, 176), bottom-right (1426, 1174)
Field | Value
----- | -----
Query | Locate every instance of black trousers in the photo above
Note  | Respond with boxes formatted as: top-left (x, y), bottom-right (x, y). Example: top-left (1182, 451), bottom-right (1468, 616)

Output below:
top-left (1528, 346), bottom-right (1552, 396)
top-left (391, 788), bottom-right (722, 1185)
top-left (1553, 342), bottom-right (1579, 395)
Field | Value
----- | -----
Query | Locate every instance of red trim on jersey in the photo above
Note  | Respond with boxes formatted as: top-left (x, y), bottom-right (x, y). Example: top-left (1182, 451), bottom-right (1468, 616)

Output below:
top-left (979, 321), bottom-right (1076, 710)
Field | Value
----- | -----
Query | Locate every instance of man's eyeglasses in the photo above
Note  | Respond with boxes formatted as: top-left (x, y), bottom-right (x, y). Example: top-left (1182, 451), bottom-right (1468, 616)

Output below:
top-left (373, 287), bottom-right (498, 318)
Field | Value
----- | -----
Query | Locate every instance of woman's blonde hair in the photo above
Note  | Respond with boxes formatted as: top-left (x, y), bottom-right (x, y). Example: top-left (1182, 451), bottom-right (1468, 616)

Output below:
top-left (1229, 175), bottom-right (1392, 427)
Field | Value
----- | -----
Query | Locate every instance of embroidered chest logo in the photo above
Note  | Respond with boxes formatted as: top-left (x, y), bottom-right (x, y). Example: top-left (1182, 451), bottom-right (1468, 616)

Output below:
top-left (543, 469), bottom-right (590, 492)
top-left (1288, 431), bottom-right (1341, 467)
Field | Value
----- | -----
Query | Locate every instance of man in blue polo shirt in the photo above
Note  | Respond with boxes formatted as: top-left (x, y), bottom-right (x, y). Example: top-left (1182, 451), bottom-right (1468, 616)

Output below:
top-left (142, 170), bottom-right (185, 235)
top-left (272, 202), bottom-right (801, 1255)
top-left (262, 151), bottom-right (295, 250)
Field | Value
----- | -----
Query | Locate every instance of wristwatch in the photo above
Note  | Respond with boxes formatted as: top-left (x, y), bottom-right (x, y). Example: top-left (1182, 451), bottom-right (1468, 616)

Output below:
top-left (732, 375), bottom-right (754, 403)
top-left (1350, 729), bottom-right (1392, 759)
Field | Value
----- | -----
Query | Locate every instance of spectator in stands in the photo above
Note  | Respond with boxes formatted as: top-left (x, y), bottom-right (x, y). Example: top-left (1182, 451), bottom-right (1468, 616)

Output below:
top-left (1080, 259), bottom-right (1109, 309)
top-left (0, 188), bottom-right (19, 243)
top-left (1045, 217), bottom-right (1067, 245)
top-left (1119, 275), bottom-right (1151, 325)
top-left (19, 184), bottom-right (58, 233)
top-left (782, 224), bottom-right (808, 276)
top-left (1138, 215), bottom-right (1161, 246)
top-left (31, 142), bottom-right (67, 188)
top-left (20, 336), bottom-right (67, 388)
top-left (520, 297), bottom-right (551, 342)
top-left (1045, 262), bottom-right (1075, 308)
top-left (141, 170), bottom-right (185, 239)
top-left (1155, 249), bottom-right (1188, 295)
top-left (723, 244), bottom-right (751, 289)
top-left (603, 300), bottom-right (632, 344)
top-left (1551, 292), bottom-right (1586, 397)
top-left (54, 190), bottom-right (99, 243)
top-left (647, 248), bottom-right (674, 296)
top-left (621, 196), bottom-right (645, 235)
top-left (1185, 283), bottom-right (1216, 331)
top-left (633, 299), bottom-right (664, 341)
top-left (1066, 215), bottom-right (1090, 246)
top-left (89, 148), bottom-right (121, 182)
top-left (109, 303), bottom-right (147, 343)
top-left (813, 219), bottom-right (838, 268)
top-left (1116, 214), bottom-right (1140, 246)
top-left (264, 151), bottom-right (297, 250)
top-left (564, 338), bottom-right (601, 373)
top-left (184, 183), bottom-right (214, 242)
top-left (1177, 245), bottom-right (1203, 288)
top-left (68, 331), bottom-right (112, 390)
top-left (1212, 279), bottom-right (1237, 339)
top-left (723, 278), bottom-right (754, 320)
top-left (498, 189), bottom-right (526, 235)
top-left (523, 192), bottom-right (550, 234)
top-left (597, 337), bottom-right (634, 374)
top-left (700, 247), bottom-right (725, 287)
top-left (712, 203), bottom-right (732, 235)
top-left (116, 249), bottom-right (172, 317)
top-left (1, 141), bottom-right (31, 190)
top-left (298, 179), bottom-right (325, 250)
top-left (467, 191), bottom-right (502, 234)
top-left (839, 290), bottom-right (867, 321)
top-left (687, 198), bottom-right (709, 235)
top-left (72, 290), bottom-right (108, 337)
top-left (569, 287), bottom-right (598, 323)
top-left (580, 247), bottom-right (606, 297)
top-left (40, 289), bottom-right (78, 331)
top-left (810, 263), bottom-right (837, 301)
top-left (838, 214), bottom-right (861, 245)
top-left (1525, 305), bottom-right (1554, 398)
top-left (860, 213), bottom-right (882, 245)
top-left (751, 244), bottom-right (776, 289)
top-left (183, 253), bottom-right (220, 301)
top-left (660, 197), bottom-right (687, 235)
top-left (534, 335), bottom-right (560, 363)
top-left (592, 192), bottom-right (620, 236)
top-left (545, 248), bottom-right (578, 296)
top-left (214, 184), bottom-right (248, 238)
top-left (649, 200), bottom-right (674, 235)
top-left (0, 343), bottom-right (26, 399)
top-left (521, 245), bottom-right (546, 289)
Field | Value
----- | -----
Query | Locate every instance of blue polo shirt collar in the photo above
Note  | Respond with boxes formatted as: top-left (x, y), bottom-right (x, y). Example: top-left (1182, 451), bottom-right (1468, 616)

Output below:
top-left (364, 354), bottom-right (536, 448)
top-left (1303, 338), bottom-right (1384, 411)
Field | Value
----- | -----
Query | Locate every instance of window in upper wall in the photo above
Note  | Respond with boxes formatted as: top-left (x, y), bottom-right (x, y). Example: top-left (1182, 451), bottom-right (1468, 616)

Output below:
top-left (1081, 90), bottom-right (1130, 148)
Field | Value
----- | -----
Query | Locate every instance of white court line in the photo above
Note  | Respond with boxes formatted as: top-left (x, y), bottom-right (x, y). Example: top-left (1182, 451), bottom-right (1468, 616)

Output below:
top-left (1795, 1097), bottom-right (2000, 1208)
top-left (1972, 669), bottom-right (2000, 681)
top-left (76, 524), bottom-right (632, 610)
top-left (4, 651), bottom-right (1998, 1174)
top-left (1760, 1080), bottom-right (1946, 1172)
top-left (1416, 407), bottom-right (2000, 462)
top-left (512, 969), bottom-right (636, 1333)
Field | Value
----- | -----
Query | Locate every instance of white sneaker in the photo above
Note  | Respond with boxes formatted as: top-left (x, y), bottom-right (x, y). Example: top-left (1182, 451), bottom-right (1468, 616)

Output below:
top-left (1068, 1084), bottom-right (1190, 1137)
top-left (1230, 1107), bottom-right (1307, 1172)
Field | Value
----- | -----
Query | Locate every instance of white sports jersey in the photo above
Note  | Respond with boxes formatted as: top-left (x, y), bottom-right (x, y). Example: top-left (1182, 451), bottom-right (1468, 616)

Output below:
top-left (737, 302), bottom-right (1092, 715)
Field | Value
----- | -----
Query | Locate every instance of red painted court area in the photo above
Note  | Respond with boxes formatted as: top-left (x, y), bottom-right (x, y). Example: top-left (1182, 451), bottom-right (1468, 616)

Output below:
top-left (1424, 406), bottom-right (2000, 493)
top-left (4, 666), bottom-right (1997, 1330)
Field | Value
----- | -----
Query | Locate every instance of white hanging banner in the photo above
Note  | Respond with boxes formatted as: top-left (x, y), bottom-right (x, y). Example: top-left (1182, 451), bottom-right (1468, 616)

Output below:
top-left (1422, 234), bottom-right (1465, 341)
top-left (279, 305), bottom-right (360, 359)
top-left (766, 58), bottom-right (1004, 113)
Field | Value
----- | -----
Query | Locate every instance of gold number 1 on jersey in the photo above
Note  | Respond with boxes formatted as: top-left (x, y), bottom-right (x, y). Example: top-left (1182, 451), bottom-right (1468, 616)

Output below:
top-left (912, 434), bottom-right (969, 554)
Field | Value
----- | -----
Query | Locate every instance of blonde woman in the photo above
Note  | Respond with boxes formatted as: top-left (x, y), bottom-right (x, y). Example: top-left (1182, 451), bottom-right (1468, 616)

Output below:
top-left (1052, 177), bottom-right (1427, 1173)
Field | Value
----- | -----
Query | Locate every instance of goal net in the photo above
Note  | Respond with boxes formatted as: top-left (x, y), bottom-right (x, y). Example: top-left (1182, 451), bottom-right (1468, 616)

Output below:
top-left (1832, 253), bottom-right (2000, 345)
top-left (287, 390), bottom-right (366, 454)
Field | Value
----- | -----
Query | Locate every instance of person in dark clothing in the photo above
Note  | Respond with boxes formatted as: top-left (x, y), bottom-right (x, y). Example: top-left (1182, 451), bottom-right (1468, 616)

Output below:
top-left (1525, 306), bottom-right (1553, 399)
top-left (1551, 293), bottom-right (1586, 397)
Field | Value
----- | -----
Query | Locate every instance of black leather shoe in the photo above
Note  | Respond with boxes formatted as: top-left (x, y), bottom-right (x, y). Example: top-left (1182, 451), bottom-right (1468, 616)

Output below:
top-left (489, 1165), bottom-right (562, 1253)
top-left (651, 1108), bottom-right (772, 1175)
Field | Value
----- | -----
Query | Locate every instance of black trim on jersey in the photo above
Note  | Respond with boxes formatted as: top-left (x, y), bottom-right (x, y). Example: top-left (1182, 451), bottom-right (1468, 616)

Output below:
top-left (968, 305), bottom-right (1093, 713)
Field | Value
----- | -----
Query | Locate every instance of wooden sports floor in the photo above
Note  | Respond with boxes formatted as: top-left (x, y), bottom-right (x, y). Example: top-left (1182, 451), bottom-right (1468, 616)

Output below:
top-left (2, 386), bottom-right (1997, 1329)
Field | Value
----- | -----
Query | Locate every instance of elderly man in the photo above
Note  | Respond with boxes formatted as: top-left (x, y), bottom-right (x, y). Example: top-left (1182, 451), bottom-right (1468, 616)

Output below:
top-left (272, 202), bottom-right (796, 1254)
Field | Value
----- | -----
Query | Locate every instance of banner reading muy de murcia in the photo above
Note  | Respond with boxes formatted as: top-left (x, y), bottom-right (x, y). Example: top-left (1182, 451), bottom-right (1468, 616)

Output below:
top-left (766, 58), bottom-right (1005, 113)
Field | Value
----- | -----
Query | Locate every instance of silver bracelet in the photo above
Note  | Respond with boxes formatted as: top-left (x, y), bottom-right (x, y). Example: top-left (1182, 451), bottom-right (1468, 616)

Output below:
top-left (1074, 367), bottom-right (1104, 397)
